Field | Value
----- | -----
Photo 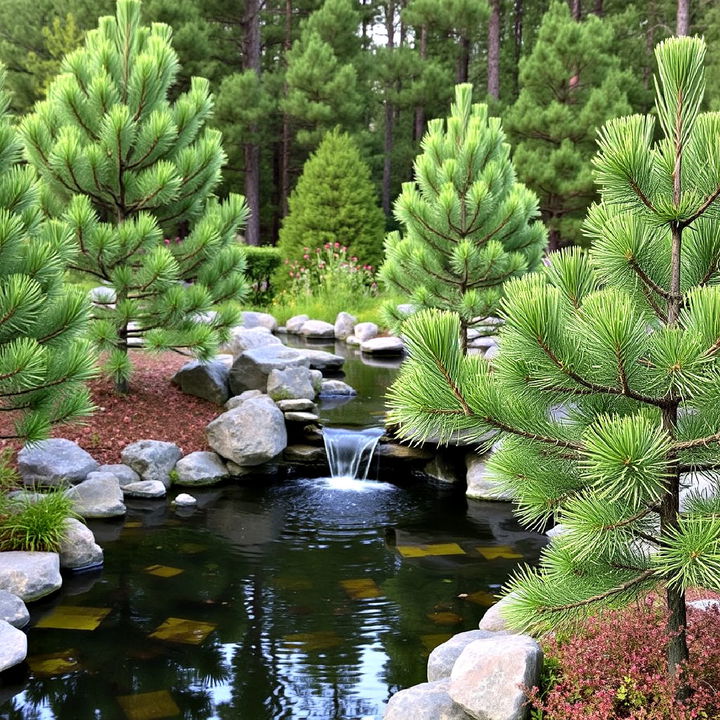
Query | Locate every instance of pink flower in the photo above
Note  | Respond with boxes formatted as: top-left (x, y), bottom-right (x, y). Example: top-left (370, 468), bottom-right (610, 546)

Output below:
top-left (334, 241), bottom-right (340, 248)
top-left (303, 254), bottom-right (310, 259)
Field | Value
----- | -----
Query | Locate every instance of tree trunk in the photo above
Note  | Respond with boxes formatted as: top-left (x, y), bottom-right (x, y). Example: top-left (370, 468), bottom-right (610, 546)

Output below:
top-left (413, 25), bottom-right (427, 141)
top-left (382, 0), bottom-right (396, 215)
top-left (456, 35), bottom-right (470, 83)
top-left (676, 0), bottom-right (690, 36)
top-left (243, 0), bottom-right (261, 246)
top-left (547, 226), bottom-right (561, 252)
top-left (280, 0), bottom-right (292, 219)
top-left (512, 0), bottom-right (523, 99)
top-left (115, 322), bottom-right (129, 394)
top-left (487, 0), bottom-right (501, 100)
top-left (593, 0), bottom-right (604, 15)
top-left (569, 0), bottom-right (582, 20)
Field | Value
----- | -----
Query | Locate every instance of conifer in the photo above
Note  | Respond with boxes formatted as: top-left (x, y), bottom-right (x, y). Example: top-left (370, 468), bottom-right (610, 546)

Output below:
top-left (20, 0), bottom-right (248, 392)
top-left (381, 83), bottom-right (546, 350)
top-left (388, 37), bottom-right (720, 695)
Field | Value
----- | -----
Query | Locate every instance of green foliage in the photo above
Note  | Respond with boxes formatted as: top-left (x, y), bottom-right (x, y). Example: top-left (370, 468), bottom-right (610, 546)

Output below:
top-left (20, 0), bottom-right (249, 391)
top-left (381, 83), bottom-right (546, 346)
top-left (388, 37), bottom-right (720, 685)
top-left (275, 129), bottom-right (385, 284)
top-left (0, 489), bottom-right (75, 552)
top-left (505, 1), bottom-right (634, 248)
top-left (0, 66), bottom-right (95, 441)
top-left (243, 245), bottom-right (282, 305)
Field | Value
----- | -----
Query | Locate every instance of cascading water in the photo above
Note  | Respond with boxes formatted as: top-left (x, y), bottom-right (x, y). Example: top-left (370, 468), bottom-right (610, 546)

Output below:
top-left (322, 426), bottom-right (384, 480)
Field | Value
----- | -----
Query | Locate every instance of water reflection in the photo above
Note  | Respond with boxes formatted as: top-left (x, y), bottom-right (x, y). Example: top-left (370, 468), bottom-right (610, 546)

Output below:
top-left (1, 479), bottom-right (545, 720)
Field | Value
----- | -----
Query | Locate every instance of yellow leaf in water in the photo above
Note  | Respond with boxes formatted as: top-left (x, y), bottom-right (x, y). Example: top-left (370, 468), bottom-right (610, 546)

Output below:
top-left (28, 649), bottom-right (80, 676)
top-left (397, 543), bottom-right (465, 558)
top-left (144, 564), bottom-right (184, 578)
top-left (476, 546), bottom-right (523, 560)
top-left (340, 578), bottom-right (382, 599)
top-left (116, 690), bottom-right (180, 720)
top-left (149, 617), bottom-right (216, 645)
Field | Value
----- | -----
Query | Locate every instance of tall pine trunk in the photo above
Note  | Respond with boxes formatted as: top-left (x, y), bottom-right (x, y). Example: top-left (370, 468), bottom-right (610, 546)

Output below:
top-left (457, 36), bottom-right (470, 83)
top-left (414, 25), bottom-right (427, 141)
top-left (382, 0), bottom-right (396, 215)
top-left (512, 0), bottom-right (523, 99)
top-left (487, 0), bottom-right (501, 100)
top-left (569, 0), bottom-right (581, 20)
top-left (676, 0), bottom-right (690, 36)
top-left (244, 0), bottom-right (261, 246)
top-left (280, 0), bottom-right (292, 219)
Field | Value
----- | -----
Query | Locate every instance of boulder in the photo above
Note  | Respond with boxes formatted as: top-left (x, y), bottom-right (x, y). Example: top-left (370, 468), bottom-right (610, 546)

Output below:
top-left (174, 451), bottom-right (229, 486)
top-left (66, 472), bottom-right (126, 518)
top-left (300, 319), bottom-right (335, 339)
top-left (225, 389), bottom-right (264, 410)
top-left (680, 471), bottom-right (718, 511)
top-left (428, 630), bottom-right (497, 682)
top-left (485, 344), bottom-right (500, 360)
top-left (191, 310), bottom-right (218, 324)
top-left (242, 310), bottom-right (278, 332)
top-left (0, 620), bottom-right (26, 672)
top-left (59, 518), bottom-right (103, 570)
top-left (0, 551), bottom-right (62, 601)
top-left (385, 680), bottom-right (471, 720)
top-left (545, 524), bottom-right (567, 539)
top-left (425, 455), bottom-right (463, 485)
top-left (174, 493), bottom-right (197, 507)
top-left (17, 439), bottom-right (98, 486)
top-left (267, 366), bottom-right (316, 401)
top-left (334, 312), bottom-right (357, 340)
top-left (122, 480), bottom-right (167, 498)
top-left (361, 336), bottom-right (404, 356)
top-left (284, 411), bottom-right (320, 423)
top-left (0, 590), bottom-right (29, 629)
top-left (320, 379), bottom-right (357, 396)
top-left (206, 395), bottom-right (287, 466)
top-left (225, 325), bottom-right (281, 357)
top-left (465, 454), bottom-right (513, 502)
top-left (229, 345), bottom-right (310, 395)
top-left (298, 348), bottom-right (345, 372)
top-left (345, 335), bottom-right (361, 346)
top-left (688, 598), bottom-right (720, 613)
top-left (449, 634), bottom-right (543, 720)
top-left (478, 593), bottom-right (517, 633)
top-left (283, 445), bottom-right (326, 462)
top-left (172, 359), bottom-right (230, 404)
top-left (286, 314), bottom-right (310, 334)
top-left (121, 440), bottom-right (182, 488)
top-left (396, 303), bottom-right (415, 316)
top-left (88, 285), bottom-right (116, 305)
top-left (97, 464), bottom-right (140, 487)
top-left (375, 443), bottom-right (434, 461)
top-left (354, 322), bottom-right (378, 342)
top-left (468, 335), bottom-right (500, 350)
top-left (276, 399), bottom-right (317, 412)
top-left (309, 369), bottom-right (323, 394)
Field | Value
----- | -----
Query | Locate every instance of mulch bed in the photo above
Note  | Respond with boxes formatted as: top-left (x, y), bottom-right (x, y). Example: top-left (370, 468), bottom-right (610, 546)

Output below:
top-left (0, 351), bottom-right (219, 465)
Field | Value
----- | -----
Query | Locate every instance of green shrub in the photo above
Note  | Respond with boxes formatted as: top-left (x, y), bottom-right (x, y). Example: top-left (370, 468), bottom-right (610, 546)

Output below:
top-left (244, 246), bottom-right (282, 305)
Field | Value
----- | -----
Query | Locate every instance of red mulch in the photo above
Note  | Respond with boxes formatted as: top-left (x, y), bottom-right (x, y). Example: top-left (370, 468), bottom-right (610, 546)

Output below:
top-left (0, 351), bottom-right (218, 465)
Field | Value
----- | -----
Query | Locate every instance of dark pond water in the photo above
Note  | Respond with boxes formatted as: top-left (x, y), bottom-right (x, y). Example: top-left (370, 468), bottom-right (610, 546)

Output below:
top-left (0, 340), bottom-right (546, 720)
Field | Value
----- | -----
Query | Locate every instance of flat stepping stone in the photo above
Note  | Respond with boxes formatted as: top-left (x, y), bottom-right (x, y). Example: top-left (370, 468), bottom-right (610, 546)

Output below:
top-left (35, 605), bottom-right (111, 631)
top-left (284, 411), bottom-right (320, 423)
top-left (277, 399), bottom-right (317, 412)
top-left (299, 319), bottom-right (335, 338)
top-left (283, 444), bottom-right (325, 462)
top-left (320, 379), bottom-right (357, 396)
top-left (360, 336), bottom-right (404, 356)
top-left (122, 480), bottom-right (167, 498)
top-left (149, 617), bottom-right (216, 645)
top-left (298, 349), bottom-right (345, 371)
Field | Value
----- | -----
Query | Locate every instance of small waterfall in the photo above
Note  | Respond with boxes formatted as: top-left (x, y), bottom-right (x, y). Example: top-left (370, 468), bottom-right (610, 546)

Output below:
top-left (323, 427), bottom-right (384, 480)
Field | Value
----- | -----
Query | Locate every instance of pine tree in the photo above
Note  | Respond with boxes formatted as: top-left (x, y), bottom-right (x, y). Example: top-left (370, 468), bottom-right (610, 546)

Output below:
top-left (0, 69), bottom-right (95, 442)
top-left (275, 129), bottom-right (385, 282)
top-left (505, 0), bottom-right (632, 249)
top-left (381, 83), bottom-right (546, 351)
top-left (20, 0), bottom-right (248, 393)
top-left (388, 37), bottom-right (720, 694)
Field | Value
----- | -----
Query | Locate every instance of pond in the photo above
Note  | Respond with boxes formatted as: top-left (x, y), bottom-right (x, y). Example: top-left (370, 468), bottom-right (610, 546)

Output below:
top-left (0, 341), bottom-right (546, 720)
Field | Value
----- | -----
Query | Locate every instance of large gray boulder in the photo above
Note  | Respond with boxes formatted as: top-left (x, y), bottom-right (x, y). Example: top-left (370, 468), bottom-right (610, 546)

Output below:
top-left (59, 518), bottom-right (103, 570)
top-left (428, 630), bottom-right (497, 682)
top-left (174, 451), bottom-right (229, 486)
top-left (206, 395), bottom-right (287, 466)
top-left (320, 379), bottom-right (357, 396)
top-left (449, 635), bottom-right (542, 720)
top-left (354, 322), bottom-right (378, 342)
top-left (680, 471), bottom-right (718, 511)
top-left (122, 480), bottom-right (167, 498)
top-left (478, 593), bottom-right (516, 632)
top-left (465, 454), bottom-right (513, 502)
top-left (242, 310), bottom-right (278, 332)
top-left (300, 319), bottom-right (335, 339)
top-left (286, 314), bottom-right (310, 334)
top-left (88, 285), bottom-right (116, 306)
top-left (121, 440), bottom-right (182, 487)
top-left (172, 359), bottom-right (230, 405)
top-left (225, 325), bottom-right (281, 357)
top-left (0, 620), bottom-right (26, 672)
top-left (97, 464), bottom-right (140, 487)
top-left (66, 472), bottom-right (126, 518)
top-left (334, 312), bottom-right (357, 340)
top-left (0, 552), bottom-right (62, 601)
top-left (298, 349), bottom-right (345, 371)
top-left (385, 680), bottom-right (471, 720)
top-left (360, 336), bottom-right (404, 356)
top-left (18, 439), bottom-right (98, 486)
top-left (276, 398), bottom-right (316, 412)
top-left (0, 590), bottom-right (29, 629)
top-left (225, 389), bottom-right (264, 410)
top-left (267, 366), bottom-right (316, 401)
top-left (229, 345), bottom-right (310, 395)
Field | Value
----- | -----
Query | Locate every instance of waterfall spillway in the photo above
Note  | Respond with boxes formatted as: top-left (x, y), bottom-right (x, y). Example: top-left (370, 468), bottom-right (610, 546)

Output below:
top-left (323, 427), bottom-right (384, 480)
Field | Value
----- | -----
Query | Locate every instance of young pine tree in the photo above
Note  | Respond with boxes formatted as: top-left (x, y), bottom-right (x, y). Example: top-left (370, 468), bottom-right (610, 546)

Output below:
top-left (381, 84), bottom-right (546, 351)
top-left (388, 37), bottom-right (720, 695)
top-left (0, 69), bottom-right (94, 442)
top-left (20, 0), bottom-right (248, 393)
top-left (505, 0), bottom-right (633, 250)
top-left (275, 129), bottom-right (385, 284)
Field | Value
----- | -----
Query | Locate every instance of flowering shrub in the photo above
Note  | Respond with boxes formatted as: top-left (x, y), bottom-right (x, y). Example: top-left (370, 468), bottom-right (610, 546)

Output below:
top-left (529, 598), bottom-right (720, 719)
top-left (284, 243), bottom-right (377, 298)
